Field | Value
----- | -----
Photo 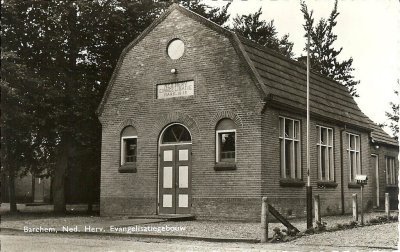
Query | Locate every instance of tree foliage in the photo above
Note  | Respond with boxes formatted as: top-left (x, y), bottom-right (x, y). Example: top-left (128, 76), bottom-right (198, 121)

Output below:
top-left (384, 80), bottom-right (399, 140)
top-left (232, 8), bottom-right (294, 58)
top-left (1, 0), bottom-right (231, 212)
top-left (300, 0), bottom-right (359, 97)
top-left (180, 0), bottom-right (230, 26)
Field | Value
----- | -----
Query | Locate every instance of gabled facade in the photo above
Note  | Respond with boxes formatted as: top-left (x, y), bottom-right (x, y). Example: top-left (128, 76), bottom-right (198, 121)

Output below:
top-left (97, 4), bottom-right (398, 220)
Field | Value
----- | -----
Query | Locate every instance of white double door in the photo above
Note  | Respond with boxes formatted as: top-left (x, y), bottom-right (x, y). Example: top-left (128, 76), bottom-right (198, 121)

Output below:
top-left (159, 145), bottom-right (192, 214)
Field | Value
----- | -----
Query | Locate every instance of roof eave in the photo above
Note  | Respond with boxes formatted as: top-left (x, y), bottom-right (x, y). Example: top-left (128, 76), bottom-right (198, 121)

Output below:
top-left (265, 94), bottom-right (373, 132)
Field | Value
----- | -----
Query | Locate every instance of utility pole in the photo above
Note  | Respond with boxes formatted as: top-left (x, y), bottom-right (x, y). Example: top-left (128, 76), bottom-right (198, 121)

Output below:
top-left (306, 31), bottom-right (313, 229)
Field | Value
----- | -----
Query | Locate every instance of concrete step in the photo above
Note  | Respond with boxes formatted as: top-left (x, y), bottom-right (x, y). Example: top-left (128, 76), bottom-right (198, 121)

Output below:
top-left (128, 214), bottom-right (195, 221)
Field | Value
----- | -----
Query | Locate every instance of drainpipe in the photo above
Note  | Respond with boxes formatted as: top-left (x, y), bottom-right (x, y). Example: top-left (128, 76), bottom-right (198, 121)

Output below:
top-left (340, 126), bottom-right (347, 215)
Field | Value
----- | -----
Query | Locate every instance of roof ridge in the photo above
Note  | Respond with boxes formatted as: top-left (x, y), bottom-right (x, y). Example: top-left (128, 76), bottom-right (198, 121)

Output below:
top-left (173, 4), bottom-right (234, 35)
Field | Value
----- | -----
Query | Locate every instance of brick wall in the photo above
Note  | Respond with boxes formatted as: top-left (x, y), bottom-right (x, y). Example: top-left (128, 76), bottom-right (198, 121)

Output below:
top-left (262, 107), bottom-right (372, 217)
top-left (99, 9), bottom-right (263, 219)
top-left (341, 128), bottom-right (373, 213)
top-left (370, 144), bottom-right (399, 209)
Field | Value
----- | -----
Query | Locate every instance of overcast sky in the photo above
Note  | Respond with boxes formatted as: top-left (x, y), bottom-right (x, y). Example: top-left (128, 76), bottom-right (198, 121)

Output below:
top-left (204, 0), bottom-right (399, 136)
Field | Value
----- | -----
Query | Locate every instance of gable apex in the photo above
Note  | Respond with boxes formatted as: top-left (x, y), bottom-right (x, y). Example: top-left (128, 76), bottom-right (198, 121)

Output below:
top-left (96, 4), bottom-right (267, 117)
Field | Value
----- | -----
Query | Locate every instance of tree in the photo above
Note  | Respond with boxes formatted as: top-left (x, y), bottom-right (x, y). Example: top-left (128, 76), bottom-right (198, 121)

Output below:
top-left (300, 0), bottom-right (360, 97)
top-left (179, 0), bottom-right (230, 26)
top-left (1, 0), bottom-right (231, 213)
top-left (384, 80), bottom-right (399, 140)
top-left (1, 50), bottom-right (55, 212)
top-left (232, 8), bottom-right (294, 58)
top-left (1, 51), bottom-right (33, 213)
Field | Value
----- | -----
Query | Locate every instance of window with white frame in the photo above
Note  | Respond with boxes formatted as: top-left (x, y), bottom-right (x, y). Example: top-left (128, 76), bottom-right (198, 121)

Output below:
top-left (346, 133), bottom-right (361, 181)
top-left (317, 126), bottom-right (334, 181)
top-left (121, 126), bottom-right (137, 166)
top-left (386, 157), bottom-right (397, 185)
top-left (216, 119), bottom-right (236, 163)
top-left (279, 117), bottom-right (301, 179)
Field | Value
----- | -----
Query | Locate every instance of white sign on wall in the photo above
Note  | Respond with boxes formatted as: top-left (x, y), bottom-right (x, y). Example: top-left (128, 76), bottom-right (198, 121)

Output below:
top-left (157, 80), bottom-right (194, 99)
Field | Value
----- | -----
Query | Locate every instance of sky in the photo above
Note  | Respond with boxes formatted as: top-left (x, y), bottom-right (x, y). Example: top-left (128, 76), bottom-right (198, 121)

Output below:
top-left (203, 0), bottom-right (400, 136)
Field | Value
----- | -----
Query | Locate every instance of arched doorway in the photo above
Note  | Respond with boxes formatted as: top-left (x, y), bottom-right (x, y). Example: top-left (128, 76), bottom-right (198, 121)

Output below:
top-left (158, 123), bottom-right (192, 214)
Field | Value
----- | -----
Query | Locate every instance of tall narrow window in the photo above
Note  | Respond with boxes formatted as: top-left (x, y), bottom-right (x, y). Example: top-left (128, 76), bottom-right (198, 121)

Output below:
top-left (346, 133), bottom-right (361, 181)
top-left (279, 117), bottom-right (301, 179)
top-left (317, 126), bottom-right (334, 181)
top-left (216, 119), bottom-right (236, 163)
top-left (386, 157), bottom-right (396, 185)
top-left (121, 126), bottom-right (137, 166)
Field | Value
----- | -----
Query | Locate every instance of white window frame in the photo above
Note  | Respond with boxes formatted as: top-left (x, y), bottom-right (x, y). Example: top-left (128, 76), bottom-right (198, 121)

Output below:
top-left (386, 156), bottom-right (396, 185)
top-left (216, 129), bottom-right (237, 163)
top-left (121, 136), bottom-right (138, 165)
top-left (316, 126), bottom-right (334, 181)
top-left (279, 116), bottom-right (301, 179)
top-left (346, 133), bottom-right (361, 182)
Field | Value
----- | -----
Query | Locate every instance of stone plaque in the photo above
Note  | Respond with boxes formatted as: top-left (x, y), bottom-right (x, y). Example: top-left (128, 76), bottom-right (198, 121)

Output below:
top-left (157, 81), bottom-right (194, 99)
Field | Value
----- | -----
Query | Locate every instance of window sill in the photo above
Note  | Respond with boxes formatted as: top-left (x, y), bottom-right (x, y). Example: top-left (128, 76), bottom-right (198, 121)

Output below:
top-left (119, 163), bottom-right (137, 173)
top-left (214, 162), bottom-right (237, 171)
top-left (386, 185), bottom-right (398, 188)
top-left (279, 178), bottom-right (305, 187)
top-left (348, 182), bottom-right (361, 188)
top-left (317, 181), bottom-right (338, 188)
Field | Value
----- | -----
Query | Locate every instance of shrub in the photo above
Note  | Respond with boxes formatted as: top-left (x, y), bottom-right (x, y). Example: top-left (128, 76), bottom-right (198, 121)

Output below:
top-left (304, 227), bottom-right (315, 234)
top-left (368, 217), bottom-right (380, 224)
top-left (349, 221), bottom-right (358, 227)
top-left (314, 221), bottom-right (327, 232)
top-left (335, 223), bottom-right (343, 229)
top-left (271, 227), bottom-right (284, 242)
top-left (285, 228), bottom-right (298, 236)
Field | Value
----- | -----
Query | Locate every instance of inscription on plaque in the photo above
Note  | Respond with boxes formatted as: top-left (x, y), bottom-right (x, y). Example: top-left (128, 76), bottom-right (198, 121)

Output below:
top-left (157, 81), bottom-right (194, 99)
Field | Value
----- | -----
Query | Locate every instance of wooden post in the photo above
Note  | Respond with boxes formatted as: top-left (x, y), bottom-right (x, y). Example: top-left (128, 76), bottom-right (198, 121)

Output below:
top-left (306, 186), bottom-right (313, 229)
top-left (314, 194), bottom-right (321, 224)
top-left (385, 193), bottom-right (390, 218)
top-left (261, 197), bottom-right (269, 243)
top-left (352, 194), bottom-right (358, 221)
top-left (360, 185), bottom-right (364, 225)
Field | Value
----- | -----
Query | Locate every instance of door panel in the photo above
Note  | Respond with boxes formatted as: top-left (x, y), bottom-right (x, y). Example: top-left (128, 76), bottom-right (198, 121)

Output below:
top-left (178, 149), bottom-right (189, 161)
top-left (159, 145), bottom-right (191, 214)
top-left (163, 194), bottom-right (173, 208)
top-left (159, 146), bottom-right (176, 214)
top-left (163, 166), bottom-right (173, 189)
top-left (178, 194), bottom-right (188, 208)
top-left (164, 150), bottom-right (173, 161)
top-left (178, 166), bottom-right (189, 188)
top-left (175, 145), bottom-right (191, 214)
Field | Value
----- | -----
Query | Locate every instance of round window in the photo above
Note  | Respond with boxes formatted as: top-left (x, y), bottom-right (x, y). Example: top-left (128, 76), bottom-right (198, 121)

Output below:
top-left (167, 39), bottom-right (185, 60)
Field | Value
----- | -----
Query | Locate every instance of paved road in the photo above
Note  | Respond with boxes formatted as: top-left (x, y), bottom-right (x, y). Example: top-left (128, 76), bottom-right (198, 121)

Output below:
top-left (1, 228), bottom-right (397, 252)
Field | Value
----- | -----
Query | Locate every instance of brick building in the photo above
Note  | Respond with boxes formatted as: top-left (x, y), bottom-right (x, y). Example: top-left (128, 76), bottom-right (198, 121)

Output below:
top-left (369, 123), bottom-right (399, 209)
top-left (97, 4), bottom-right (398, 220)
top-left (1, 173), bottom-right (51, 203)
